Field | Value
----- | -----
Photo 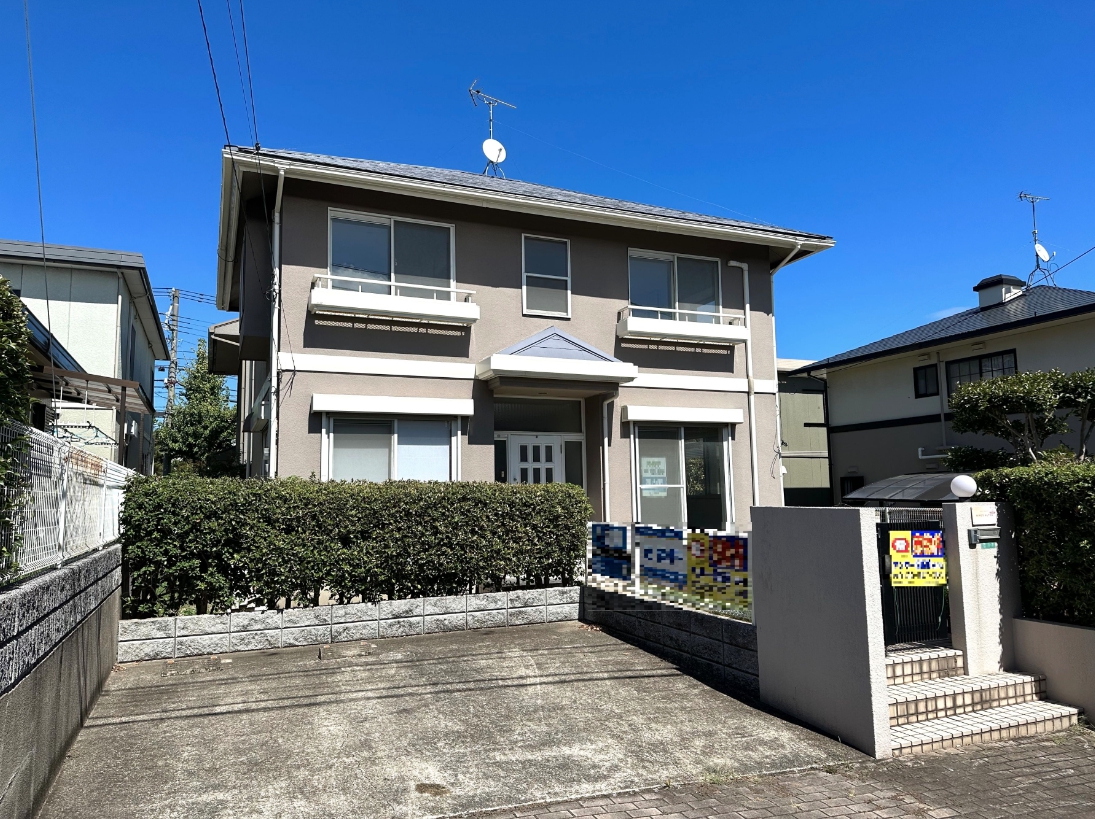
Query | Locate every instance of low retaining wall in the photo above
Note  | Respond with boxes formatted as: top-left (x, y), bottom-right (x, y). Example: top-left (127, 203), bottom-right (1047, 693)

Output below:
top-left (118, 586), bottom-right (581, 662)
top-left (0, 545), bottom-right (121, 819)
top-left (579, 585), bottom-right (759, 697)
top-left (1013, 617), bottom-right (1095, 718)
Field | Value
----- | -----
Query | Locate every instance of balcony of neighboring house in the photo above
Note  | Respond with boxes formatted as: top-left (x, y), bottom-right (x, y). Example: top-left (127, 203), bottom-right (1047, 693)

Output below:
top-left (307, 208), bottom-right (480, 326)
top-left (615, 251), bottom-right (749, 345)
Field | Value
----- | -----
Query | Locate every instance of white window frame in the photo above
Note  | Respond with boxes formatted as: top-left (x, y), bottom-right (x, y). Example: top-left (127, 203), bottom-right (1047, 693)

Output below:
top-left (327, 207), bottom-right (457, 297)
top-left (626, 249), bottom-right (723, 320)
top-left (522, 234), bottom-right (571, 318)
top-left (321, 413), bottom-right (459, 482)
top-left (493, 396), bottom-right (586, 487)
top-left (628, 422), bottom-right (734, 529)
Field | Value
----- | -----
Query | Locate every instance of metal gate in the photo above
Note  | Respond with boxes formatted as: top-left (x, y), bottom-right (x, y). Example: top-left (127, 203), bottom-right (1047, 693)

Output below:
top-left (875, 508), bottom-right (950, 647)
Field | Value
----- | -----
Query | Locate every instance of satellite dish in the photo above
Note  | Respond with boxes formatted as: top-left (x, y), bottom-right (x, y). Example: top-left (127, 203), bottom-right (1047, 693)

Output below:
top-left (483, 138), bottom-right (506, 164)
top-left (1035, 243), bottom-right (1050, 262)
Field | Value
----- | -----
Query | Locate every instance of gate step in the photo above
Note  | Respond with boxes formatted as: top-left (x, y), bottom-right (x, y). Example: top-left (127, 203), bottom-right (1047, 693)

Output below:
top-left (890, 700), bottom-right (1080, 756)
top-left (888, 672), bottom-right (1046, 726)
top-left (885, 647), bottom-right (964, 685)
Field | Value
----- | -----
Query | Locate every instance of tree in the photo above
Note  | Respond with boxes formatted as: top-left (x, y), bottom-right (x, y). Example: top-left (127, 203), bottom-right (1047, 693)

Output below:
top-left (949, 370), bottom-right (1070, 463)
top-left (0, 277), bottom-right (31, 584)
top-left (1058, 369), bottom-right (1095, 461)
top-left (155, 340), bottom-right (237, 476)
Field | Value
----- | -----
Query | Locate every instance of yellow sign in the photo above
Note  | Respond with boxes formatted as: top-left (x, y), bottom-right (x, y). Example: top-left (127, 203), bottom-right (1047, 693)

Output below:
top-left (890, 530), bottom-right (946, 587)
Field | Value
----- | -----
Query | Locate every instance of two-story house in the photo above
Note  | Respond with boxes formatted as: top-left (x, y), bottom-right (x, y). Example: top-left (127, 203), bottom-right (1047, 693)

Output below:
top-left (793, 275), bottom-right (1095, 498)
top-left (0, 240), bottom-right (167, 474)
top-left (209, 147), bottom-right (833, 527)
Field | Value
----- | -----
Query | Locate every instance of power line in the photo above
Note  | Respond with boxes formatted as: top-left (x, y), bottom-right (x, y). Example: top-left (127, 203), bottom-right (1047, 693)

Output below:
top-left (1027, 243), bottom-right (1095, 289)
top-left (224, 0), bottom-right (255, 145)
top-left (238, 0), bottom-right (260, 148)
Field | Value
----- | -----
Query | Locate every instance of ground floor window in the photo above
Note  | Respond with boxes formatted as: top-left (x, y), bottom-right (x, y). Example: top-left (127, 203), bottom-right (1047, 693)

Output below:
top-left (633, 425), bottom-right (728, 529)
top-left (328, 417), bottom-right (454, 481)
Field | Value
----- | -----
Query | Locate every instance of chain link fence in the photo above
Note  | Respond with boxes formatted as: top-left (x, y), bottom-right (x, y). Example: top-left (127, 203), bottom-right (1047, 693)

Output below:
top-left (0, 423), bottom-right (131, 580)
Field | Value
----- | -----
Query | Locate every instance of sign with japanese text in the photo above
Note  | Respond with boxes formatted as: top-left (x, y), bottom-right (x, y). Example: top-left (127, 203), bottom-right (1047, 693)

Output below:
top-left (890, 530), bottom-right (946, 587)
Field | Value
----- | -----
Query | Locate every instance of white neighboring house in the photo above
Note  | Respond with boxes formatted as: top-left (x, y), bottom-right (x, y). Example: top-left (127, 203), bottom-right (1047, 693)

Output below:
top-left (0, 240), bottom-right (168, 474)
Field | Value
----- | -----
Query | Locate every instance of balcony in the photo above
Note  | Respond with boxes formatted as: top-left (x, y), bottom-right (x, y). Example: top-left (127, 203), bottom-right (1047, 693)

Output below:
top-left (308, 274), bottom-right (480, 326)
top-left (615, 305), bottom-right (749, 344)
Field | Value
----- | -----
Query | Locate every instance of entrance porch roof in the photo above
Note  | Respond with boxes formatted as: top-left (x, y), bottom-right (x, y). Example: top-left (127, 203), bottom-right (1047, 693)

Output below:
top-left (475, 327), bottom-right (638, 384)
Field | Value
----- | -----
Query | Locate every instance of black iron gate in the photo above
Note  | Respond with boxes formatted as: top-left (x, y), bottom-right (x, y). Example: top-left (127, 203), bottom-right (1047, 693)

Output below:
top-left (876, 508), bottom-right (950, 647)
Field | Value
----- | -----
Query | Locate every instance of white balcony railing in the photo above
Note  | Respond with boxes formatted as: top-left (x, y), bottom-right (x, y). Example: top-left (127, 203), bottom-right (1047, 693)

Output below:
top-left (615, 305), bottom-right (749, 344)
top-left (308, 273), bottom-right (480, 325)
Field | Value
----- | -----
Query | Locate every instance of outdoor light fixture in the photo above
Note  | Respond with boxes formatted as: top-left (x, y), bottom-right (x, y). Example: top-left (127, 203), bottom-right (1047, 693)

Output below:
top-left (950, 474), bottom-right (978, 499)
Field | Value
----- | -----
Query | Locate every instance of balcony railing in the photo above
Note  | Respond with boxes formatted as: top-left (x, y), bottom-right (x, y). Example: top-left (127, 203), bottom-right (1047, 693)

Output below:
top-left (615, 305), bottom-right (749, 344)
top-left (308, 273), bottom-right (480, 325)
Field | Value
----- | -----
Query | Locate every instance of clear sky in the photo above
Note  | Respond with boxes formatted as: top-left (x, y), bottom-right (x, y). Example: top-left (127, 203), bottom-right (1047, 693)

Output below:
top-left (2, 1), bottom-right (1093, 393)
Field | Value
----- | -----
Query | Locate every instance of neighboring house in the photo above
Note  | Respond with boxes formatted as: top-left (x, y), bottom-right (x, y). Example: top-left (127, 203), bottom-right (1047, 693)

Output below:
top-left (209, 147), bottom-right (833, 527)
top-left (794, 275), bottom-right (1095, 499)
top-left (776, 358), bottom-right (830, 506)
top-left (0, 240), bottom-right (168, 474)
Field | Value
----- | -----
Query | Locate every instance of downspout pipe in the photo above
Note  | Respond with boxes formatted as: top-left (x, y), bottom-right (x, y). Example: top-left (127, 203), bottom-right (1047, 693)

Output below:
top-left (267, 169), bottom-right (285, 478)
top-left (602, 395), bottom-right (613, 521)
top-left (766, 242), bottom-right (801, 506)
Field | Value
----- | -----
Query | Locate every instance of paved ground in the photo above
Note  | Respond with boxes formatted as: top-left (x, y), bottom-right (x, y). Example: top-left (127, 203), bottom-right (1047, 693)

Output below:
top-left (39, 622), bottom-right (861, 819)
top-left (465, 727), bottom-right (1095, 818)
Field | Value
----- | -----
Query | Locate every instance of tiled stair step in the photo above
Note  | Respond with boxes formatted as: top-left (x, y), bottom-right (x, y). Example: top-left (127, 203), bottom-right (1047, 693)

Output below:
top-left (885, 647), bottom-right (965, 685)
top-left (890, 700), bottom-right (1080, 756)
top-left (888, 672), bottom-right (1046, 726)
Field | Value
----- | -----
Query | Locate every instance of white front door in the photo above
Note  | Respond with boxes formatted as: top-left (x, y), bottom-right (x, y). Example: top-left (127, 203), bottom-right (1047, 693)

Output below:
top-left (509, 434), bottom-right (562, 484)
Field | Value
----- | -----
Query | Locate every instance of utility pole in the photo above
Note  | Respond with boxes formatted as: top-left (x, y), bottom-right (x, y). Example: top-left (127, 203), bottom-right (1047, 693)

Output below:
top-left (161, 288), bottom-right (180, 475)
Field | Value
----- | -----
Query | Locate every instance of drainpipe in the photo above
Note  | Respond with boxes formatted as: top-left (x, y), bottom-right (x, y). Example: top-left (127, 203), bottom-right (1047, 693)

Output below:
top-left (602, 395), bottom-right (612, 521)
top-left (767, 243), bottom-right (801, 505)
top-left (267, 169), bottom-right (285, 478)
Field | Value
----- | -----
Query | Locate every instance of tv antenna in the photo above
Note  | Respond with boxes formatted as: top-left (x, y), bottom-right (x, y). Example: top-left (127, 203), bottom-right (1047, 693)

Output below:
top-left (469, 80), bottom-right (515, 177)
top-left (1018, 191), bottom-right (1056, 286)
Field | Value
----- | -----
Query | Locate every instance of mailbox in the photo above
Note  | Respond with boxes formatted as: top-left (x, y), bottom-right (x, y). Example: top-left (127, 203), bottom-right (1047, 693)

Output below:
top-left (968, 526), bottom-right (1001, 549)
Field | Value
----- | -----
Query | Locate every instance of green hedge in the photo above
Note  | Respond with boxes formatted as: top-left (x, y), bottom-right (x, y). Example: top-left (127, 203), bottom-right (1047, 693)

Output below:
top-left (977, 462), bottom-right (1095, 628)
top-left (121, 476), bottom-right (592, 618)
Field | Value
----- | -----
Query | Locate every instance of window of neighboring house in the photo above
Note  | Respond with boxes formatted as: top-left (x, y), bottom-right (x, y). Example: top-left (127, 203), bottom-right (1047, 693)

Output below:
top-left (127, 325), bottom-right (136, 380)
top-left (628, 252), bottom-right (720, 323)
top-left (522, 236), bottom-right (570, 317)
top-left (945, 350), bottom-right (1017, 397)
top-left (329, 210), bottom-right (453, 301)
top-left (914, 363), bottom-right (939, 398)
top-left (634, 425), bottom-right (727, 529)
top-left (329, 417), bottom-right (452, 481)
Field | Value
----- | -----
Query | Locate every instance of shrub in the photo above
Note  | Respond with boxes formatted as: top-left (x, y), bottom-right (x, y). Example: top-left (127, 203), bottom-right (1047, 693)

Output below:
top-left (977, 462), bottom-right (1095, 628)
top-left (121, 476), bottom-right (592, 618)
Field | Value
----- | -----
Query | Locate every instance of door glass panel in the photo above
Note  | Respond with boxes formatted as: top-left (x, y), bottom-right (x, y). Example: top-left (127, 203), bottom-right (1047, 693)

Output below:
top-left (546, 467), bottom-right (554, 482)
top-left (533, 468), bottom-right (541, 484)
top-left (532, 445), bottom-right (541, 463)
top-left (676, 257), bottom-right (719, 323)
top-left (564, 440), bottom-right (584, 487)
top-left (628, 256), bottom-right (674, 320)
top-left (520, 444), bottom-right (528, 461)
top-left (684, 426), bottom-right (725, 529)
top-left (331, 218), bottom-right (390, 293)
top-left (396, 419), bottom-right (450, 481)
top-left (331, 419), bottom-right (391, 481)
top-left (637, 427), bottom-right (684, 528)
top-left (494, 398), bottom-right (583, 433)
top-left (545, 445), bottom-right (553, 463)
top-left (520, 467), bottom-right (528, 483)
top-left (494, 440), bottom-right (507, 482)
top-left (393, 221), bottom-right (451, 299)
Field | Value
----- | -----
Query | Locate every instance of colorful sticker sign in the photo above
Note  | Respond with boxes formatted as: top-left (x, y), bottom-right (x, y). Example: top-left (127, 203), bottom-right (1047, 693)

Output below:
top-left (890, 530), bottom-right (946, 586)
top-left (640, 457), bottom-right (668, 497)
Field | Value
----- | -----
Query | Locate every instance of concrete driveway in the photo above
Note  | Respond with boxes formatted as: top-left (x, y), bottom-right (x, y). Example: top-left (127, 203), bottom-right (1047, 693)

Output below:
top-left (40, 621), bottom-right (862, 819)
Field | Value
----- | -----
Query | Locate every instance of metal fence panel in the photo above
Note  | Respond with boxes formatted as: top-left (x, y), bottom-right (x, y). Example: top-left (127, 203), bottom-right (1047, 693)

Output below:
top-left (0, 423), bottom-right (132, 579)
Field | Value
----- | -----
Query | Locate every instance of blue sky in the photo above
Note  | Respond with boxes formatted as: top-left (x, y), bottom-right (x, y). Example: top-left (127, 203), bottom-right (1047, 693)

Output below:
top-left (2, 1), bottom-right (1093, 393)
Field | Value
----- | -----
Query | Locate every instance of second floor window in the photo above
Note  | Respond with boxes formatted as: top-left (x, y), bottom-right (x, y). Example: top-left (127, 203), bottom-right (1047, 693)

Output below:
top-left (945, 349), bottom-right (1017, 397)
top-left (523, 236), bottom-right (570, 317)
top-left (628, 251), bottom-right (719, 323)
top-left (329, 210), bottom-right (453, 300)
top-left (913, 363), bottom-right (939, 398)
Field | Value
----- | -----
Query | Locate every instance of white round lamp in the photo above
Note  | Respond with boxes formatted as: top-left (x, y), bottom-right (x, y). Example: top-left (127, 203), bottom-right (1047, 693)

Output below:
top-left (950, 474), bottom-right (978, 499)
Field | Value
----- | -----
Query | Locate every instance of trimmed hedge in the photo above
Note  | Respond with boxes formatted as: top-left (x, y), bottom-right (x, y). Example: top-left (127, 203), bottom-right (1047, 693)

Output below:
top-left (977, 462), bottom-right (1095, 628)
top-left (121, 476), bottom-right (592, 618)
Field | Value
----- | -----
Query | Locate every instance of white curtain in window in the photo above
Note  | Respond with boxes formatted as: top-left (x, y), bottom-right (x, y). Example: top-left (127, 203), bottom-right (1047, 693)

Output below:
top-left (397, 419), bottom-right (451, 480)
top-left (331, 420), bottom-right (392, 481)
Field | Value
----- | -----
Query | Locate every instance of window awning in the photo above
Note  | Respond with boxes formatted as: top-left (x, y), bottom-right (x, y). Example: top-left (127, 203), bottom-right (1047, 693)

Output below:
top-left (311, 394), bottom-right (474, 416)
top-left (622, 405), bottom-right (744, 424)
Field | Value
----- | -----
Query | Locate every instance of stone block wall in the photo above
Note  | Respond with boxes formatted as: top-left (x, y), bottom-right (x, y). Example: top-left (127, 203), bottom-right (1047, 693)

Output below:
top-left (0, 545), bottom-right (121, 819)
top-left (579, 585), bottom-right (759, 697)
top-left (118, 586), bottom-right (581, 662)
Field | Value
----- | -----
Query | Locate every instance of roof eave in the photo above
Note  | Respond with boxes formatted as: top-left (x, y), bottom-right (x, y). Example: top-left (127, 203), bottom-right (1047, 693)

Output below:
top-left (216, 152), bottom-right (243, 311)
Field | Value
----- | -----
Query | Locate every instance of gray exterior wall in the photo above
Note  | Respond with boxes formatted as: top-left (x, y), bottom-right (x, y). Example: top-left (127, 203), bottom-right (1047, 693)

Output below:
top-left (826, 314), bottom-right (1095, 491)
top-left (243, 177), bottom-right (799, 523)
top-left (1013, 618), bottom-right (1095, 719)
top-left (0, 546), bottom-right (121, 819)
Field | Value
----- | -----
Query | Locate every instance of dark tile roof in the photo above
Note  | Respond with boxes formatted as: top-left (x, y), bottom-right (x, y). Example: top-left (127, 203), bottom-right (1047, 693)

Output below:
top-left (799, 285), bottom-right (1095, 373)
top-left (0, 239), bottom-right (146, 270)
top-left (233, 146), bottom-right (832, 243)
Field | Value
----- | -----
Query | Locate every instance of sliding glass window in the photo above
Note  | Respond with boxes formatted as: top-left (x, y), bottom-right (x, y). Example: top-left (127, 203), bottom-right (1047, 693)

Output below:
top-left (635, 425), bottom-right (727, 529)
top-left (628, 252), bottom-right (720, 323)
top-left (328, 417), bottom-right (452, 482)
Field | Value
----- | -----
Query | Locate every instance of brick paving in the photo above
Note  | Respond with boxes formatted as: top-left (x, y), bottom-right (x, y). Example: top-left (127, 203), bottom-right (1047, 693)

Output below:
top-left (457, 727), bottom-right (1095, 818)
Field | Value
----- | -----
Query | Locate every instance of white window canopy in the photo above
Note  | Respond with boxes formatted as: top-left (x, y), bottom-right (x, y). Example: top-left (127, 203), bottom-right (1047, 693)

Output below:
top-left (477, 326), bottom-right (638, 384)
top-left (312, 394), bottom-right (474, 416)
top-left (622, 405), bottom-right (744, 425)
